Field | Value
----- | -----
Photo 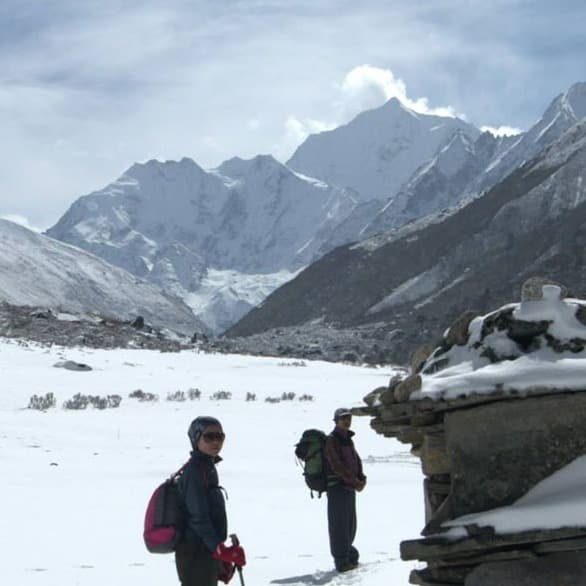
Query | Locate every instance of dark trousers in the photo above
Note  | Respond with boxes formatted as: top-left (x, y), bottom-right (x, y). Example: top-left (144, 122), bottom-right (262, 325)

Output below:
top-left (327, 484), bottom-right (359, 570)
top-left (175, 540), bottom-right (218, 586)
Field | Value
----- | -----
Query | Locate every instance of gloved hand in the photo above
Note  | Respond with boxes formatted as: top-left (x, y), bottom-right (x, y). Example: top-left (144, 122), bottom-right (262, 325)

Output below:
top-left (217, 560), bottom-right (235, 584)
top-left (355, 478), bottom-right (366, 492)
top-left (213, 542), bottom-right (246, 567)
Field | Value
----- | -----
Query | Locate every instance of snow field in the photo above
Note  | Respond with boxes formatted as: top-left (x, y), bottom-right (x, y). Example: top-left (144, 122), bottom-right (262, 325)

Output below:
top-left (0, 341), bottom-right (423, 585)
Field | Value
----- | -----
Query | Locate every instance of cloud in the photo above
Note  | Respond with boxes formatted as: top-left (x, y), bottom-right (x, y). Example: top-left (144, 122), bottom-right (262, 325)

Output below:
top-left (336, 65), bottom-right (463, 119)
top-left (275, 65), bottom-right (466, 161)
top-left (480, 125), bottom-right (522, 137)
top-left (1, 1), bottom-right (582, 228)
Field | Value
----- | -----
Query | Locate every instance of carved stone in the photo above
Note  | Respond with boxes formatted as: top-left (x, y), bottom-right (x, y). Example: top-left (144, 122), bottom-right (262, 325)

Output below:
top-left (444, 310), bottom-right (480, 347)
top-left (444, 393), bottom-right (586, 517)
top-left (421, 433), bottom-right (450, 477)
top-left (465, 552), bottom-right (586, 586)
top-left (411, 343), bottom-right (435, 373)
top-left (394, 374), bottom-right (422, 402)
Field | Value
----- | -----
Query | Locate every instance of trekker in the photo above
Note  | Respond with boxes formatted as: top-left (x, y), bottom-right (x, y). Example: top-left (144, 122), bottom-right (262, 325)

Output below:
top-left (175, 416), bottom-right (245, 586)
top-left (324, 407), bottom-right (367, 573)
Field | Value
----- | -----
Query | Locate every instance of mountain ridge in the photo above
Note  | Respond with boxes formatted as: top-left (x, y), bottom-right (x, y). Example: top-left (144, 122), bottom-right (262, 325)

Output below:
top-left (226, 118), bottom-right (586, 362)
top-left (0, 219), bottom-right (205, 335)
top-left (44, 82), bottom-right (586, 337)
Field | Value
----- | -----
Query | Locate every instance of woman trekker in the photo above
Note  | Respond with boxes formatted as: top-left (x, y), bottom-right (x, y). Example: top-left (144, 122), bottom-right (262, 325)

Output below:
top-left (175, 416), bottom-right (245, 585)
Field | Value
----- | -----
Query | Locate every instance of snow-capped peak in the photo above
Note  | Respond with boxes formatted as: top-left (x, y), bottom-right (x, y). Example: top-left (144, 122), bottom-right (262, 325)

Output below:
top-left (216, 154), bottom-right (285, 179)
top-left (561, 81), bottom-right (586, 121)
top-left (287, 96), bottom-right (479, 201)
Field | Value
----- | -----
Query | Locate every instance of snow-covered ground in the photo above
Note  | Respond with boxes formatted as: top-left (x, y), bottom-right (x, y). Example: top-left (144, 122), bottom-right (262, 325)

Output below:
top-left (0, 340), bottom-right (423, 586)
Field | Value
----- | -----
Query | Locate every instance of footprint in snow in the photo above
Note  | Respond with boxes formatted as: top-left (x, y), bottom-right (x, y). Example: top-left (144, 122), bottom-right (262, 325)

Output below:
top-left (25, 568), bottom-right (49, 573)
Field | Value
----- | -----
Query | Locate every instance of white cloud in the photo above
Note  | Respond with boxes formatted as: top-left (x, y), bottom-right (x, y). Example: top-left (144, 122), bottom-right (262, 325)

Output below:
top-left (481, 125), bottom-right (522, 137)
top-left (337, 65), bottom-right (463, 119)
top-left (275, 65), bottom-right (465, 161)
top-left (1, 2), bottom-right (579, 226)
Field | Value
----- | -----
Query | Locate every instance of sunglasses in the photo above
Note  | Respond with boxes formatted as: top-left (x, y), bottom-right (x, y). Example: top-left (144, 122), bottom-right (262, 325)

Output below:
top-left (202, 431), bottom-right (226, 443)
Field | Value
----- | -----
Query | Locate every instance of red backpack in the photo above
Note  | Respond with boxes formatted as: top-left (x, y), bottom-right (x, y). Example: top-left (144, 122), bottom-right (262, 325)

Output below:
top-left (143, 462), bottom-right (189, 553)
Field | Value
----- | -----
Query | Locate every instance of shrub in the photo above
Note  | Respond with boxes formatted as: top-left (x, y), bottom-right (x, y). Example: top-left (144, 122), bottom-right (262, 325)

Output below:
top-left (187, 388), bottom-right (201, 400)
top-left (106, 395), bottom-right (122, 408)
top-left (245, 392), bottom-right (256, 401)
top-left (298, 394), bottom-right (314, 401)
top-left (28, 392), bottom-right (56, 411)
top-left (63, 393), bottom-right (89, 410)
top-left (265, 396), bottom-right (281, 403)
top-left (281, 392), bottom-right (296, 401)
top-left (210, 390), bottom-right (232, 401)
top-left (166, 391), bottom-right (186, 402)
top-left (128, 389), bottom-right (159, 402)
top-left (63, 393), bottom-right (122, 410)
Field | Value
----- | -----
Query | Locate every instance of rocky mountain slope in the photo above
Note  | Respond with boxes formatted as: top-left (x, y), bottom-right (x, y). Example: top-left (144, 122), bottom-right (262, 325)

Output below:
top-left (46, 156), bottom-right (356, 331)
top-left (287, 97), bottom-right (480, 201)
top-left (226, 118), bottom-right (586, 364)
top-left (0, 219), bottom-right (204, 335)
top-left (319, 82), bottom-right (586, 247)
top-left (45, 83), bottom-right (586, 337)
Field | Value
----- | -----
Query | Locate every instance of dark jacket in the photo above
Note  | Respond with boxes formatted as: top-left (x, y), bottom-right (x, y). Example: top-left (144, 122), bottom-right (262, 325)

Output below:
top-left (177, 450), bottom-right (227, 552)
top-left (324, 428), bottom-right (366, 490)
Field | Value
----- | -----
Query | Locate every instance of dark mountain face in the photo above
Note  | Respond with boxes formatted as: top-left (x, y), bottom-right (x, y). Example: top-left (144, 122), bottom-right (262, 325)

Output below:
top-left (226, 121), bottom-right (586, 364)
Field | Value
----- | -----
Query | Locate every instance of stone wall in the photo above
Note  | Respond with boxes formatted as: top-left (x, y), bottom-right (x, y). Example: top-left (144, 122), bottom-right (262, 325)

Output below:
top-left (356, 281), bottom-right (586, 584)
top-left (357, 389), bottom-right (586, 585)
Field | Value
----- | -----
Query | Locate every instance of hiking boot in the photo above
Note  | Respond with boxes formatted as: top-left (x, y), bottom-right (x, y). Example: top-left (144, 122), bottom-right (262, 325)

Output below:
top-left (337, 563), bottom-right (358, 573)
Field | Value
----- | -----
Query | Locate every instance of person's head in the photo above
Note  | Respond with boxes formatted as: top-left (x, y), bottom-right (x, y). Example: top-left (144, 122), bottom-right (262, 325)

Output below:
top-left (188, 416), bottom-right (225, 457)
top-left (333, 407), bottom-right (352, 430)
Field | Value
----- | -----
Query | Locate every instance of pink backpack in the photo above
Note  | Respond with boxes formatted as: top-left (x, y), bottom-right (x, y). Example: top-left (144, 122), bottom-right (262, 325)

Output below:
top-left (143, 463), bottom-right (189, 553)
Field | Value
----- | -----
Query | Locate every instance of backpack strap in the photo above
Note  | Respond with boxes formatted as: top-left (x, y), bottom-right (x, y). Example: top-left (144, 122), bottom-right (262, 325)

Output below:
top-left (169, 461), bottom-right (190, 482)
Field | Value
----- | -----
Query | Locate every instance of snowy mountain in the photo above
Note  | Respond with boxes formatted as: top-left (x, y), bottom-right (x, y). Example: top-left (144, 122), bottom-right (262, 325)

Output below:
top-left (318, 83), bottom-right (586, 247)
top-left (46, 83), bottom-right (586, 336)
top-left (287, 97), bottom-right (480, 202)
top-left (227, 117), bottom-right (586, 363)
top-left (318, 130), bottom-right (512, 248)
top-left (475, 81), bottom-right (586, 193)
top-left (347, 130), bottom-right (514, 240)
top-left (47, 156), bottom-right (356, 331)
top-left (0, 219), bottom-right (204, 335)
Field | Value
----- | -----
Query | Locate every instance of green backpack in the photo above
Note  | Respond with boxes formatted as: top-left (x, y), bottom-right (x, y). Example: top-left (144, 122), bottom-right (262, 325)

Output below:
top-left (294, 429), bottom-right (328, 497)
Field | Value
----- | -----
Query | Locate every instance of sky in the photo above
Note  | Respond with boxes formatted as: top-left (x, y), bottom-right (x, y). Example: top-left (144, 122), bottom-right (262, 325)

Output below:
top-left (1, 0), bottom-right (585, 230)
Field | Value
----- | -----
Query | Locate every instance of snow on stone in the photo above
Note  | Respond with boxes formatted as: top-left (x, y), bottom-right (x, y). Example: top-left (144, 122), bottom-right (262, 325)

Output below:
top-left (442, 455), bottom-right (586, 536)
top-left (413, 285), bottom-right (586, 400)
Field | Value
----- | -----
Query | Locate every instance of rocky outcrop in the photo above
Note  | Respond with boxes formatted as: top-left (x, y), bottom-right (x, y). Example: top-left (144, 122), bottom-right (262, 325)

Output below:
top-left (355, 282), bottom-right (586, 585)
top-left (0, 303), bottom-right (192, 351)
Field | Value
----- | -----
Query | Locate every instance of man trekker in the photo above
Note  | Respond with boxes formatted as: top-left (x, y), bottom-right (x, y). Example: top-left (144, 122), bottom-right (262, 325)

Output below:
top-left (324, 407), bottom-right (367, 573)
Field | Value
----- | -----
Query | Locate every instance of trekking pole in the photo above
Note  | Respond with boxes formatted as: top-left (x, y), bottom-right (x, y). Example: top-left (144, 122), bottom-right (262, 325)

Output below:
top-left (230, 533), bottom-right (246, 586)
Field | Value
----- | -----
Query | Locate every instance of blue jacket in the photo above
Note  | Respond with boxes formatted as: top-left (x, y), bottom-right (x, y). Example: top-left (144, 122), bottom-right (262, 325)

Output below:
top-left (177, 450), bottom-right (227, 552)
